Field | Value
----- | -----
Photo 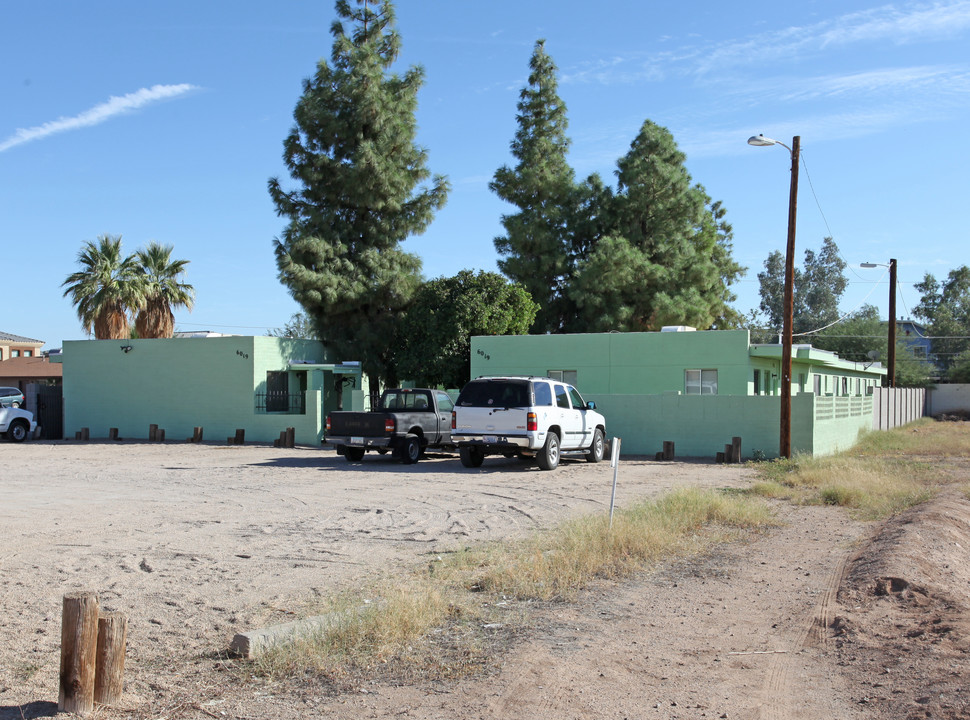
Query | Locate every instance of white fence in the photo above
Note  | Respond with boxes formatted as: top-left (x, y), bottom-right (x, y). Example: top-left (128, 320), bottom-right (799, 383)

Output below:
top-left (871, 387), bottom-right (926, 431)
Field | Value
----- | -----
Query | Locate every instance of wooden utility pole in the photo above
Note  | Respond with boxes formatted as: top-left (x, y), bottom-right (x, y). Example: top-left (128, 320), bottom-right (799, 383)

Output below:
top-left (779, 136), bottom-right (800, 459)
top-left (888, 258), bottom-right (897, 387)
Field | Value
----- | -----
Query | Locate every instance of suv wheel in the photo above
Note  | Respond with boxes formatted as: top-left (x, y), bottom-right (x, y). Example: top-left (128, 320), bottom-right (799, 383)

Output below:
top-left (586, 428), bottom-right (605, 463)
top-left (536, 432), bottom-right (560, 471)
top-left (6, 419), bottom-right (28, 443)
top-left (344, 446), bottom-right (365, 462)
top-left (459, 446), bottom-right (485, 468)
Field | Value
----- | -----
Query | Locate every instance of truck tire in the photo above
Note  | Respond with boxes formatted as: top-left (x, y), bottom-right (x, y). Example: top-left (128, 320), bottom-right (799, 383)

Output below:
top-left (402, 435), bottom-right (421, 464)
top-left (344, 447), bottom-right (365, 462)
top-left (459, 446), bottom-right (485, 468)
top-left (586, 428), bottom-right (605, 463)
top-left (536, 432), bottom-right (560, 471)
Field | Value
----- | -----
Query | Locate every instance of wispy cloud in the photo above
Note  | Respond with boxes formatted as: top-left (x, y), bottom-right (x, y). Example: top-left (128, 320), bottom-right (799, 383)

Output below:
top-left (0, 83), bottom-right (198, 153)
top-left (696, 1), bottom-right (970, 75)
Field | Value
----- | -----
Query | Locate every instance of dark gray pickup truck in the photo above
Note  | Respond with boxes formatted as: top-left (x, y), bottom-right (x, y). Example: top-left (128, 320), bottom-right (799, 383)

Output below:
top-left (326, 388), bottom-right (455, 463)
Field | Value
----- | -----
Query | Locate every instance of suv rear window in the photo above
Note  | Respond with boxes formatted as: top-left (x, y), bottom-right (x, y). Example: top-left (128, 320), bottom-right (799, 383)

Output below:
top-left (457, 380), bottom-right (531, 408)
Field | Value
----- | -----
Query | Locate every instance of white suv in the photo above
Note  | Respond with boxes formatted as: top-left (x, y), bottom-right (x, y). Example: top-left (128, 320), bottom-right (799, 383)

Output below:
top-left (451, 376), bottom-right (606, 470)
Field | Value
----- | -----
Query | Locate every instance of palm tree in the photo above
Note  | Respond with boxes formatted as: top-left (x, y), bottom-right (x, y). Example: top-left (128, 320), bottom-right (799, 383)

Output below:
top-left (133, 242), bottom-right (195, 339)
top-left (62, 234), bottom-right (142, 339)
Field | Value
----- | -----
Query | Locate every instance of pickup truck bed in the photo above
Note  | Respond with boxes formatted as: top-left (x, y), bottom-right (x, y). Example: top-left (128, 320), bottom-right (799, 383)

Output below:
top-left (326, 388), bottom-right (455, 464)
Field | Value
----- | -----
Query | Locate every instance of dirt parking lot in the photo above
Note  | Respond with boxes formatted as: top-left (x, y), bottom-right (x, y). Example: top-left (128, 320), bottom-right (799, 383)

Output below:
top-left (2, 440), bottom-right (969, 719)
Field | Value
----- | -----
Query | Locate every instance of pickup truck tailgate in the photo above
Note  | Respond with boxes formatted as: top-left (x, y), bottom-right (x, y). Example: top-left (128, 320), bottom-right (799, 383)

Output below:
top-left (328, 412), bottom-right (392, 437)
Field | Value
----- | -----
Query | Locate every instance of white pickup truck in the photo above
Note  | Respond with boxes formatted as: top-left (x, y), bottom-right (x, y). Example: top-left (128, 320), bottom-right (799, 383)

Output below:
top-left (0, 406), bottom-right (37, 442)
top-left (451, 376), bottom-right (606, 471)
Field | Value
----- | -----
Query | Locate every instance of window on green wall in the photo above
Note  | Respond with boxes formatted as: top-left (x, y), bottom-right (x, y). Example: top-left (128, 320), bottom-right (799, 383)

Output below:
top-left (753, 369), bottom-right (761, 395)
top-left (548, 370), bottom-right (578, 386)
top-left (685, 369), bottom-right (717, 395)
top-left (813, 375), bottom-right (821, 395)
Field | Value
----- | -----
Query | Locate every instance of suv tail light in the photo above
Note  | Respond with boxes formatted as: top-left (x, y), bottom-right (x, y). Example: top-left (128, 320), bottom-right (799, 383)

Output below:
top-left (384, 417), bottom-right (395, 433)
top-left (451, 411), bottom-right (456, 430)
top-left (527, 412), bottom-right (537, 432)
top-left (325, 415), bottom-right (331, 432)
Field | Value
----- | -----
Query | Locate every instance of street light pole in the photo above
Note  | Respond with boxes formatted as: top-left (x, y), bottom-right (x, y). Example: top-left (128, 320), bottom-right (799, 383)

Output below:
top-left (748, 134), bottom-right (799, 459)
top-left (888, 258), bottom-right (897, 387)
top-left (860, 258), bottom-right (898, 387)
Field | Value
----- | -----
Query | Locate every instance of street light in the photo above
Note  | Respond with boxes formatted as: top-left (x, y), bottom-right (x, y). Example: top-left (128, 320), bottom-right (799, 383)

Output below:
top-left (748, 133), bottom-right (800, 459)
top-left (860, 259), bottom-right (897, 387)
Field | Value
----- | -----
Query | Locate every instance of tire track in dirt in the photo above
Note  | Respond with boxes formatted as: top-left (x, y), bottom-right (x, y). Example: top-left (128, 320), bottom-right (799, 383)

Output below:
top-left (756, 539), bottom-right (860, 720)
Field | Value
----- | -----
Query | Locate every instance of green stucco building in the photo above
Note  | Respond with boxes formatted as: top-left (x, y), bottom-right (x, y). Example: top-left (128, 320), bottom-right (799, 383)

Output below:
top-left (61, 336), bottom-right (366, 446)
top-left (470, 328), bottom-right (886, 459)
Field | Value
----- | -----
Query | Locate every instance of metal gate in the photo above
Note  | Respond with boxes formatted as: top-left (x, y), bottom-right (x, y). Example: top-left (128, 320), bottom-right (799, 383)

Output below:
top-left (36, 386), bottom-right (64, 440)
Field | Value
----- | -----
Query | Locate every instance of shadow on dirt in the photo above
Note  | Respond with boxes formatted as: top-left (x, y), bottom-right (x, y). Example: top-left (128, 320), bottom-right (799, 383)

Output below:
top-left (0, 701), bottom-right (57, 719)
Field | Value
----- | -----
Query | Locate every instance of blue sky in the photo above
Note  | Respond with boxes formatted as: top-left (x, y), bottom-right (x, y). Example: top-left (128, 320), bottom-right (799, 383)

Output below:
top-left (3, 1), bottom-right (968, 350)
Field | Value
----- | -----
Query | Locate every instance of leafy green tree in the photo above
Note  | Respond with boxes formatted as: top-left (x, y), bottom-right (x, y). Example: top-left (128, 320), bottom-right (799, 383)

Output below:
top-left (947, 349), bottom-right (970, 383)
top-left (268, 312), bottom-right (317, 339)
top-left (757, 236), bottom-right (846, 336)
top-left (914, 266), bottom-right (970, 374)
top-left (394, 270), bottom-right (538, 389)
top-left (808, 305), bottom-right (882, 361)
top-left (133, 242), bottom-right (194, 339)
top-left (893, 338), bottom-right (935, 387)
top-left (62, 234), bottom-right (142, 339)
top-left (570, 122), bottom-right (744, 331)
top-left (491, 39), bottom-right (577, 333)
top-left (269, 0), bottom-right (449, 386)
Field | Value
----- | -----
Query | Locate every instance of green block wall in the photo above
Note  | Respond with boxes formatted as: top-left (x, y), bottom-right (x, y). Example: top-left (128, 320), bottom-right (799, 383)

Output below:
top-left (63, 336), bottom-right (332, 445)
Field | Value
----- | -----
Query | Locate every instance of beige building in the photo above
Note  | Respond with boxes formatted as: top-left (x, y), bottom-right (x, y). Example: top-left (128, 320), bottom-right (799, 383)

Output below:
top-left (0, 332), bottom-right (44, 362)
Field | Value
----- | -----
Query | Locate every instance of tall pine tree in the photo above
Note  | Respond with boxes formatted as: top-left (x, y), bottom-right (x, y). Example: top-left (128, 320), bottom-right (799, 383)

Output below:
top-left (269, 0), bottom-right (449, 385)
top-left (490, 40), bottom-right (576, 333)
top-left (570, 121), bottom-right (743, 331)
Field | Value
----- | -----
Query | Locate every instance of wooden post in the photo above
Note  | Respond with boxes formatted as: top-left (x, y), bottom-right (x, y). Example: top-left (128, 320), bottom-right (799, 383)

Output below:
top-left (725, 443), bottom-right (734, 463)
top-left (108, 428), bottom-right (118, 441)
top-left (663, 440), bottom-right (675, 461)
top-left (157, 429), bottom-right (165, 442)
top-left (732, 436), bottom-right (742, 464)
top-left (234, 429), bottom-right (245, 445)
top-left (149, 424), bottom-right (158, 442)
top-left (81, 428), bottom-right (90, 441)
top-left (94, 611), bottom-right (127, 706)
top-left (75, 431), bottom-right (82, 440)
top-left (194, 426), bottom-right (203, 443)
top-left (285, 427), bottom-right (295, 448)
top-left (59, 591), bottom-right (100, 716)
top-left (716, 451), bottom-right (725, 463)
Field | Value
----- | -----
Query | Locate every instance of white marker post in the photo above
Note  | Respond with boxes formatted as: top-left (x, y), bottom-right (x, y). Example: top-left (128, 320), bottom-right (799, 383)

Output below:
top-left (609, 437), bottom-right (621, 529)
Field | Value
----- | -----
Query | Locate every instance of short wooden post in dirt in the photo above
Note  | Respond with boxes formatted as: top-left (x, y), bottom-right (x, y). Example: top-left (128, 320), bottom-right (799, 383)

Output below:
top-left (108, 428), bottom-right (118, 441)
top-left (731, 436), bottom-right (742, 463)
top-left (94, 611), bottom-right (127, 706)
top-left (285, 427), bottom-right (295, 448)
top-left (189, 426), bottom-right (203, 443)
top-left (59, 591), bottom-right (100, 716)
top-left (81, 428), bottom-right (90, 441)
top-left (716, 451), bottom-right (726, 463)
top-left (149, 424), bottom-right (158, 442)
top-left (234, 429), bottom-right (245, 445)
top-left (156, 429), bottom-right (165, 442)
top-left (662, 440), bottom-right (675, 461)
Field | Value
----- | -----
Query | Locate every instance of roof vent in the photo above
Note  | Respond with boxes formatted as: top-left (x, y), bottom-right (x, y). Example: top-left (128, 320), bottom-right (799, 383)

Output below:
top-left (661, 326), bottom-right (697, 332)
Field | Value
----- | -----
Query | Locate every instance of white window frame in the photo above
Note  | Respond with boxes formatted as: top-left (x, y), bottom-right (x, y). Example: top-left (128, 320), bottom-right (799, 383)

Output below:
top-left (685, 369), bottom-right (718, 395)
top-left (548, 370), bottom-right (578, 386)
